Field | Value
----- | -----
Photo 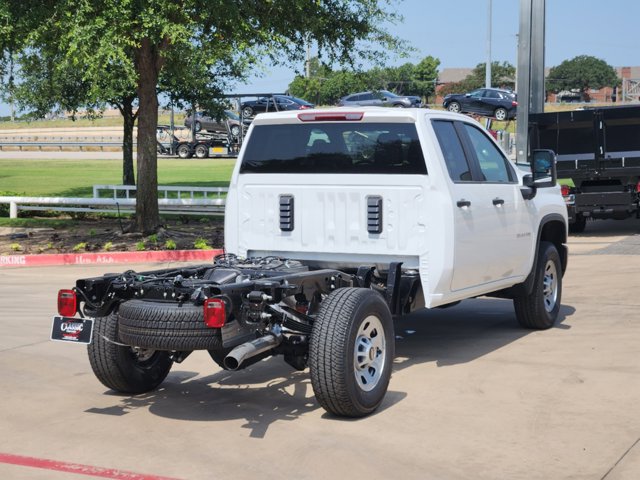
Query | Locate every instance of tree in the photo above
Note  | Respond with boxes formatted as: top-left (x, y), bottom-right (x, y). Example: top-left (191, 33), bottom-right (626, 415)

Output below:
top-left (7, 0), bottom-right (400, 234)
top-left (438, 61), bottom-right (515, 97)
top-left (412, 56), bottom-right (440, 102)
top-left (547, 55), bottom-right (619, 97)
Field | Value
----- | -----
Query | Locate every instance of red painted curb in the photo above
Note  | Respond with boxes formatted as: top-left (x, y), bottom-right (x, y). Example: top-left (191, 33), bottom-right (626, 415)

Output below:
top-left (0, 452), bottom-right (182, 479)
top-left (0, 249), bottom-right (223, 268)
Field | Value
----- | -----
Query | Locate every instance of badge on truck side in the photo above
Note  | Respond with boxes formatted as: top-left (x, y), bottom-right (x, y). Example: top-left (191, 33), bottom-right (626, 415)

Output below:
top-left (51, 317), bottom-right (94, 344)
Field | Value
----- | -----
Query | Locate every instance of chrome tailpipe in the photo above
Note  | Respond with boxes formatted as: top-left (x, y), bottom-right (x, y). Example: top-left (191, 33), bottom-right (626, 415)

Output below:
top-left (223, 333), bottom-right (282, 371)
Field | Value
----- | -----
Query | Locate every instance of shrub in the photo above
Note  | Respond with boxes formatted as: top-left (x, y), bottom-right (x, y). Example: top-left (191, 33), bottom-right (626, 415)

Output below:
top-left (135, 241), bottom-right (146, 251)
top-left (164, 239), bottom-right (177, 250)
top-left (72, 242), bottom-right (87, 252)
top-left (10, 243), bottom-right (22, 252)
top-left (194, 237), bottom-right (212, 250)
top-left (103, 241), bottom-right (113, 251)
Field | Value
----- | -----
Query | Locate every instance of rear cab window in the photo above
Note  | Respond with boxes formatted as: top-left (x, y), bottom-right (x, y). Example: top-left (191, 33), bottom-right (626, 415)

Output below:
top-left (240, 123), bottom-right (427, 174)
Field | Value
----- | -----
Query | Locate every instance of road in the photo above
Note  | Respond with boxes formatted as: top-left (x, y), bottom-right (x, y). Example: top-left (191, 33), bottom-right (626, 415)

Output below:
top-left (0, 219), bottom-right (639, 480)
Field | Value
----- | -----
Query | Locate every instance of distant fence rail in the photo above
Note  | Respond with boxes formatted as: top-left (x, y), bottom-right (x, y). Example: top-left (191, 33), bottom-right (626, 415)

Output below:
top-left (0, 185), bottom-right (228, 218)
top-left (0, 138), bottom-right (125, 151)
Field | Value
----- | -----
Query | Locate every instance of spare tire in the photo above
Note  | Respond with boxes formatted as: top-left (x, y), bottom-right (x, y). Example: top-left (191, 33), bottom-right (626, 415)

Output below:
top-left (117, 299), bottom-right (224, 351)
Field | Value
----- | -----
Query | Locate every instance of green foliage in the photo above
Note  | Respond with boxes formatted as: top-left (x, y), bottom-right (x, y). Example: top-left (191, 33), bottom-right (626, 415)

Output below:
top-left (193, 238), bottom-right (212, 250)
top-left (10, 243), bottom-right (22, 252)
top-left (72, 242), bottom-right (87, 252)
top-left (103, 241), bottom-right (113, 251)
top-left (164, 239), bottom-right (177, 250)
top-left (147, 234), bottom-right (158, 245)
top-left (135, 241), bottom-right (146, 251)
top-left (547, 55), bottom-right (619, 94)
top-left (288, 55), bottom-right (441, 105)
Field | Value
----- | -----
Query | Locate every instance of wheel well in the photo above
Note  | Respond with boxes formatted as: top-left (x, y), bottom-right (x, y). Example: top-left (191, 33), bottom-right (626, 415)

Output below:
top-left (539, 219), bottom-right (568, 274)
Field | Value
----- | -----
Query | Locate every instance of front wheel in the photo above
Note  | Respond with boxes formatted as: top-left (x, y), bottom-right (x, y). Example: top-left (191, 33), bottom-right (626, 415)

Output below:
top-left (87, 312), bottom-right (173, 393)
top-left (447, 101), bottom-right (461, 113)
top-left (309, 288), bottom-right (394, 417)
top-left (514, 241), bottom-right (562, 329)
top-left (242, 106), bottom-right (254, 118)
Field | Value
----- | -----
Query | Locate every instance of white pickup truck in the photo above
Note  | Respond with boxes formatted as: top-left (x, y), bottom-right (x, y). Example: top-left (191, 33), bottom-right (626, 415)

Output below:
top-left (53, 107), bottom-right (568, 417)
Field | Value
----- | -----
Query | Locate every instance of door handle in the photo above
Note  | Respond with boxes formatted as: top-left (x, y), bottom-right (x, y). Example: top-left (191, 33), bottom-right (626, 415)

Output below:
top-left (457, 199), bottom-right (471, 208)
top-left (492, 198), bottom-right (505, 206)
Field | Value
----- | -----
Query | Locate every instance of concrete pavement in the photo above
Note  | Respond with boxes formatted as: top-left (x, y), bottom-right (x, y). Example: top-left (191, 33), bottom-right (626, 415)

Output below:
top-left (0, 219), bottom-right (639, 479)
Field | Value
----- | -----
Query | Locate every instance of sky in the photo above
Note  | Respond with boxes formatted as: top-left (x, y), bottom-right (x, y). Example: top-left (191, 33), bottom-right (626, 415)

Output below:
top-left (2, 0), bottom-right (639, 115)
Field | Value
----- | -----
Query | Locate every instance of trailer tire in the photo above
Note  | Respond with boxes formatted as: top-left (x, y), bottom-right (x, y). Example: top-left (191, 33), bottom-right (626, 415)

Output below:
top-left (194, 143), bottom-right (209, 158)
top-left (177, 143), bottom-right (192, 159)
top-left (514, 241), bottom-right (562, 329)
top-left (309, 288), bottom-right (394, 417)
top-left (117, 300), bottom-right (225, 351)
top-left (569, 214), bottom-right (586, 233)
top-left (88, 311), bottom-right (173, 393)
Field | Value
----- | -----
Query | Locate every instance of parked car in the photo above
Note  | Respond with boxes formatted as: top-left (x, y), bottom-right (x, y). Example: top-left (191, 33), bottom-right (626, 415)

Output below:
top-left (184, 110), bottom-right (249, 138)
top-left (240, 95), bottom-right (314, 118)
top-left (338, 90), bottom-right (422, 108)
top-left (443, 87), bottom-right (517, 120)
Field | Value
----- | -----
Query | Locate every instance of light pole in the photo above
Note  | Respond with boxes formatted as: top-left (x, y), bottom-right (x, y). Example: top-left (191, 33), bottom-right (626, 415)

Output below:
top-left (486, 0), bottom-right (492, 88)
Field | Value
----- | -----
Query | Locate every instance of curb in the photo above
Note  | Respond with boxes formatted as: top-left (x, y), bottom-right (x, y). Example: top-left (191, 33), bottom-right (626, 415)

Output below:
top-left (0, 249), bottom-right (224, 268)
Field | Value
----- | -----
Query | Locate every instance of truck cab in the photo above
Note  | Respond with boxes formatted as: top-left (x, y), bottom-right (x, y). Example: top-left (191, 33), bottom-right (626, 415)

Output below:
top-left (225, 107), bottom-right (567, 307)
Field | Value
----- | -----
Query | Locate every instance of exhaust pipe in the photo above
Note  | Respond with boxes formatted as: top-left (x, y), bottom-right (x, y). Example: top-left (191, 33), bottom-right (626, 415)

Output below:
top-left (223, 333), bottom-right (282, 371)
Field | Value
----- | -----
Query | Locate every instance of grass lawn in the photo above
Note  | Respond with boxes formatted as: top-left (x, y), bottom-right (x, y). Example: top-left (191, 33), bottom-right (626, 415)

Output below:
top-left (0, 158), bottom-right (235, 197)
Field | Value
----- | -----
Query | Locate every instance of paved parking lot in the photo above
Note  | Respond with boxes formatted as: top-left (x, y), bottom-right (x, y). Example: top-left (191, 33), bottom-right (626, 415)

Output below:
top-left (0, 219), bottom-right (639, 480)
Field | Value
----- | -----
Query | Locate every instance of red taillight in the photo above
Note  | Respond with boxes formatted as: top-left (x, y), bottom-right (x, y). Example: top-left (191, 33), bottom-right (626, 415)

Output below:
top-left (561, 184), bottom-right (571, 196)
top-left (298, 112), bottom-right (363, 122)
top-left (204, 298), bottom-right (226, 328)
top-left (512, 101), bottom-right (518, 106)
top-left (299, 105), bottom-right (311, 109)
top-left (635, 181), bottom-right (640, 193)
top-left (57, 289), bottom-right (77, 317)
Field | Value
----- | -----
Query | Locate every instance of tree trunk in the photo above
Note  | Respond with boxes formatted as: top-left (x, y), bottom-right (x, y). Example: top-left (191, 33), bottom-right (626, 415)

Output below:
top-left (132, 38), bottom-right (161, 234)
top-left (120, 97), bottom-right (136, 186)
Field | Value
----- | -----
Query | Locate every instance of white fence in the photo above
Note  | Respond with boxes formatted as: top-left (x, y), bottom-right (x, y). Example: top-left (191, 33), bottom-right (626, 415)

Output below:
top-left (0, 185), bottom-right (228, 218)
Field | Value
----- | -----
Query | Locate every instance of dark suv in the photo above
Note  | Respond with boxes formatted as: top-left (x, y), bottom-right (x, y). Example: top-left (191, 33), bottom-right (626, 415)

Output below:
top-left (338, 90), bottom-right (422, 108)
top-left (443, 88), bottom-right (517, 120)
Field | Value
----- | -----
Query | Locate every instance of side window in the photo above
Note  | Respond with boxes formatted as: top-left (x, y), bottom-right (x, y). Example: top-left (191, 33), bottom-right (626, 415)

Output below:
top-left (432, 120), bottom-right (473, 182)
top-left (361, 93), bottom-right (374, 101)
top-left (462, 124), bottom-right (514, 183)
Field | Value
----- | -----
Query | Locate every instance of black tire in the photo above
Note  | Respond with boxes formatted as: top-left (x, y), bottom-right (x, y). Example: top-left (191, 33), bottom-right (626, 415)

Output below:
top-left (494, 107), bottom-right (508, 121)
top-left (514, 241), bottom-right (562, 329)
top-left (117, 300), bottom-right (225, 351)
top-left (177, 144), bottom-right (192, 159)
top-left (87, 312), bottom-right (173, 393)
top-left (309, 288), bottom-right (394, 417)
top-left (194, 144), bottom-right (208, 158)
top-left (447, 101), bottom-right (461, 113)
top-left (569, 214), bottom-right (586, 234)
top-left (194, 120), bottom-right (202, 132)
top-left (392, 103), bottom-right (405, 108)
top-left (242, 106), bottom-right (254, 118)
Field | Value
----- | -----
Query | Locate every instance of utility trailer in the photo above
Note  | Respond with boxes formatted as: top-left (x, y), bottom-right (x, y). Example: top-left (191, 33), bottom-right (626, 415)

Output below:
top-left (529, 105), bottom-right (640, 232)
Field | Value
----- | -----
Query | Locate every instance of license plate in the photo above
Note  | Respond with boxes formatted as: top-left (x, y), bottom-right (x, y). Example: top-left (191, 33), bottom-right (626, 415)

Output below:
top-left (51, 316), bottom-right (94, 344)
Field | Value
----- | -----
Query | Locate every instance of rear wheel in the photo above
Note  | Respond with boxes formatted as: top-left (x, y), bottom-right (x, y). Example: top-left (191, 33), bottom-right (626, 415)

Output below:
top-left (494, 107), bottom-right (508, 121)
top-left (447, 101), bottom-right (461, 113)
top-left (194, 143), bottom-right (208, 158)
top-left (309, 288), bottom-right (394, 417)
top-left (242, 106), bottom-right (254, 118)
top-left (569, 214), bottom-right (586, 234)
top-left (87, 312), bottom-right (173, 393)
top-left (514, 241), bottom-right (562, 329)
top-left (177, 143), bottom-right (192, 159)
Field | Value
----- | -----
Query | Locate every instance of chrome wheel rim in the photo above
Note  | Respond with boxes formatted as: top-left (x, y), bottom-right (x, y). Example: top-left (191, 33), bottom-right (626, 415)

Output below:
top-left (448, 103), bottom-right (460, 113)
top-left (495, 109), bottom-right (506, 120)
top-left (542, 260), bottom-right (558, 313)
top-left (354, 315), bottom-right (386, 392)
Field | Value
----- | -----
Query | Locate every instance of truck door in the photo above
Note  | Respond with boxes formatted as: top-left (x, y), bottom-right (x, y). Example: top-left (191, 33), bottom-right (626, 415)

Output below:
top-left (432, 120), bottom-right (531, 292)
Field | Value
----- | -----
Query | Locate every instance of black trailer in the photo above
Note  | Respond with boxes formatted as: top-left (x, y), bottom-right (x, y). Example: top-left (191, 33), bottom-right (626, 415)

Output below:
top-left (529, 105), bottom-right (640, 232)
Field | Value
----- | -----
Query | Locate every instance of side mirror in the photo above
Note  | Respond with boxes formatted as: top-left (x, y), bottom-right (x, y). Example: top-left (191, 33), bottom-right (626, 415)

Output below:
top-left (531, 149), bottom-right (557, 187)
